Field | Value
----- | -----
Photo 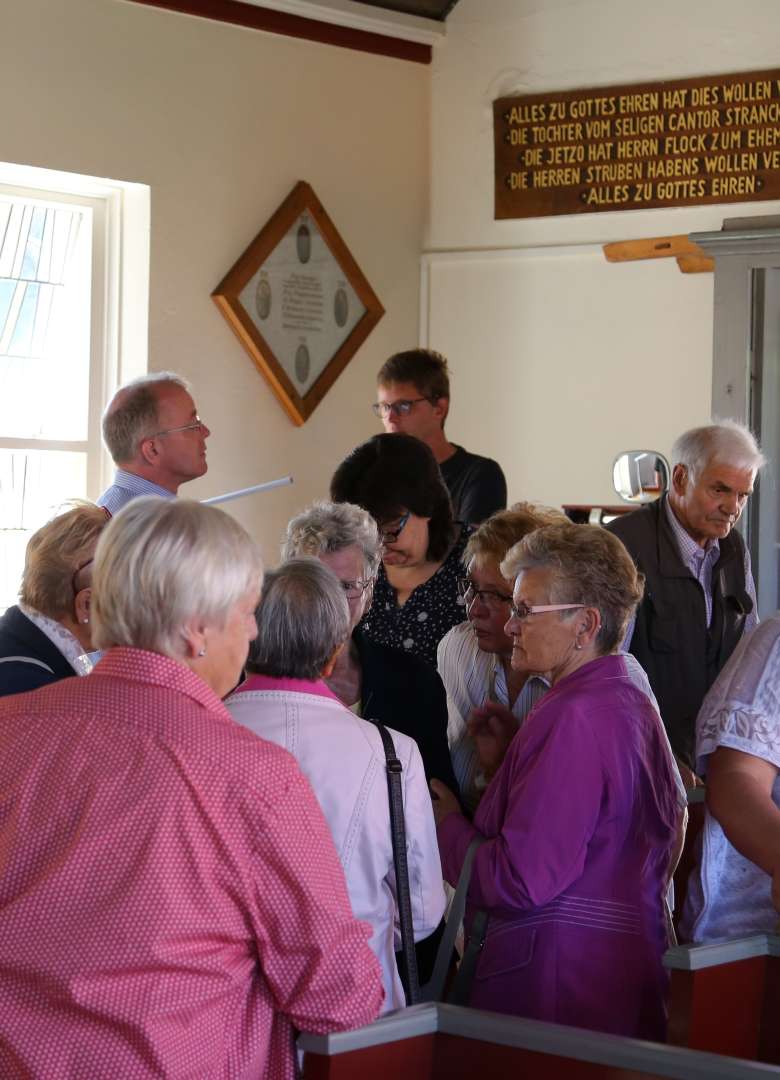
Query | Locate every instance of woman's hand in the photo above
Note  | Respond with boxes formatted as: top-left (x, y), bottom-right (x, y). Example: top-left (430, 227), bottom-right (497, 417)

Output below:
top-left (430, 779), bottom-right (460, 826)
top-left (467, 702), bottom-right (518, 779)
top-left (675, 755), bottom-right (704, 791)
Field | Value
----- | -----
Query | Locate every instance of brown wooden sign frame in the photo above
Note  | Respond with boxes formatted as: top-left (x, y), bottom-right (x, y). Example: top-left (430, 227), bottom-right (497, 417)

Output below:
top-left (212, 181), bottom-right (384, 425)
top-left (494, 67), bottom-right (780, 219)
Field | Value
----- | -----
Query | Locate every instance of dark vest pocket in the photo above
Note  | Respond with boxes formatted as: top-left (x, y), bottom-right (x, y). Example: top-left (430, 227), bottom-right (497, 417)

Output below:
top-left (647, 616), bottom-right (677, 653)
top-left (475, 925), bottom-right (536, 981)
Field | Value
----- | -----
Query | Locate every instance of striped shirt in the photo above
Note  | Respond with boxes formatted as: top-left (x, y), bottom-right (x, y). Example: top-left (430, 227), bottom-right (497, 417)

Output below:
top-left (97, 468), bottom-right (176, 515)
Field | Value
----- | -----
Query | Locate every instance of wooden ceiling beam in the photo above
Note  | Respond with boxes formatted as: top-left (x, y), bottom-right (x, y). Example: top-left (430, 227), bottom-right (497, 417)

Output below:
top-left (123, 0), bottom-right (433, 63)
top-left (602, 235), bottom-right (714, 273)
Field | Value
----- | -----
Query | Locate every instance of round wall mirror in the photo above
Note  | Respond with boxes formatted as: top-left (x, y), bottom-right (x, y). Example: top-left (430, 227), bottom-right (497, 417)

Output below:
top-left (613, 450), bottom-right (670, 504)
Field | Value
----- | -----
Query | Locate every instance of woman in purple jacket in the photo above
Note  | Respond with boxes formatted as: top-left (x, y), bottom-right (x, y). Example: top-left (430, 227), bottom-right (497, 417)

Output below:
top-left (432, 523), bottom-right (684, 1041)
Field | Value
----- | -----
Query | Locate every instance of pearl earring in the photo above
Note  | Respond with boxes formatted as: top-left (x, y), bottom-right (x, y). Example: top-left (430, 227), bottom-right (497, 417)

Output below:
top-left (198, 647), bottom-right (207, 658)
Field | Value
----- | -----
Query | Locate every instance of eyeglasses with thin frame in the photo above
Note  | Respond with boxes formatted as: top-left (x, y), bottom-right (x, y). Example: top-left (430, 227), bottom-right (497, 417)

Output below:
top-left (508, 602), bottom-right (585, 622)
top-left (339, 578), bottom-right (375, 601)
top-left (371, 398), bottom-right (430, 419)
top-left (457, 575), bottom-right (513, 611)
top-left (378, 511), bottom-right (411, 545)
top-left (147, 417), bottom-right (207, 439)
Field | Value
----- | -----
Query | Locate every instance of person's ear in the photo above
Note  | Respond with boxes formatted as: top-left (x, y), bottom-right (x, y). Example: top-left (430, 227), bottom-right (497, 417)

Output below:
top-left (138, 436), bottom-right (158, 466)
top-left (181, 617), bottom-right (208, 660)
top-left (432, 396), bottom-right (449, 426)
top-left (321, 641), bottom-right (346, 678)
top-left (574, 607), bottom-right (601, 649)
top-left (671, 463), bottom-right (689, 497)
top-left (74, 587), bottom-right (91, 627)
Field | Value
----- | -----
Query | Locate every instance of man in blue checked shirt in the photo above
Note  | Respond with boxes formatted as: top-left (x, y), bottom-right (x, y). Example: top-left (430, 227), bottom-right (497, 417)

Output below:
top-left (97, 372), bottom-right (210, 516)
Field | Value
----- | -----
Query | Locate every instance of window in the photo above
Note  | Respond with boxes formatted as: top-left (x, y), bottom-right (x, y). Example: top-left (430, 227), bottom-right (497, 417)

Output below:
top-left (0, 164), bottom-right (149, 613)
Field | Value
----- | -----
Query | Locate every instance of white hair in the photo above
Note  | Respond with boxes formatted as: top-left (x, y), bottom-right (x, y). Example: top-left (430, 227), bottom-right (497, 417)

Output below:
top-left (281, 500), bottom-right (381, 578)
top-left (671, 420), bottom-right (766, 480)
top-left (248, 558), bottom-right (350, 680)
top-left (91, 497), bottom-right (263, 657)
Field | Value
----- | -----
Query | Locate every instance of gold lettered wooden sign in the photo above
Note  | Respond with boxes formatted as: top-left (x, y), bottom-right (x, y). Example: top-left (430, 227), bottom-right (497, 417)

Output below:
top-left (494, 68), bottom-right (780, 219)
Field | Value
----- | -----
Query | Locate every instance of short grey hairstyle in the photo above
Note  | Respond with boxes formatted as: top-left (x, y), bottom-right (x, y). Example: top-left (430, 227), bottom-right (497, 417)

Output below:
top-left (281, 500), bottom-right (381, 578)
top-left (91, 497), bottom-right (263, 657)
top-left (102, 371), bottom-right (191, 464)
top-left (671, 419), bottom-right (766, 481)
top-left (501, 522), bottom-right (643, 655)
top-left (248, 558), bottom-right (350, 681)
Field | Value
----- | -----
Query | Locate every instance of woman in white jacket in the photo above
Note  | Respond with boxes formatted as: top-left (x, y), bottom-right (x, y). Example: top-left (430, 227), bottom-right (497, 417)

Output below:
top-left (226, 558), bottom-right (445, 1012)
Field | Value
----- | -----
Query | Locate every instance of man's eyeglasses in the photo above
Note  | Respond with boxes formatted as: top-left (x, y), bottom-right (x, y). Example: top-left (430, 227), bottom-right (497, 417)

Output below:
top-left (509, 602), bottom-right (585, 621)
top-left (378, 511), bottom-right (410, 545)
top-left (371, 398), bottom-right (429, 419)
top-left (340, 578), bottom-right (375, 601)
top-left (148, 417), bottom-right (207, 439)
top-left (457, 576), bottom-right (512, 611)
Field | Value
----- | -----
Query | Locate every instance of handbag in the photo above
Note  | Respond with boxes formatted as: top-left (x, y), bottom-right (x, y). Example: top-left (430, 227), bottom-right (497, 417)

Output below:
top-left (420, 834), bottom-right (488, 1004)
top-left (375, 722), bottom-right (420, 1005)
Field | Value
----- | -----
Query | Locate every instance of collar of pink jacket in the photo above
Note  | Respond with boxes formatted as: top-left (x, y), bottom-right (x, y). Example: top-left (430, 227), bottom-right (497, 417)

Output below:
top-left (92, 646), bottom-right (229, 714)
top-left (235, 672), bottom-right (341, 703)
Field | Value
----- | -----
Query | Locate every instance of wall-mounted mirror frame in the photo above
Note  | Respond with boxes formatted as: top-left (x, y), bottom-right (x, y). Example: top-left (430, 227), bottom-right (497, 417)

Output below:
top-left (613, 451), bottom-right (670, 504)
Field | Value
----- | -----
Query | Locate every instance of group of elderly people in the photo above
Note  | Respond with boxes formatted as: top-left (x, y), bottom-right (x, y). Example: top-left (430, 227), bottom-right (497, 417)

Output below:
top-left (0, 413), bottom-right (774, 1077)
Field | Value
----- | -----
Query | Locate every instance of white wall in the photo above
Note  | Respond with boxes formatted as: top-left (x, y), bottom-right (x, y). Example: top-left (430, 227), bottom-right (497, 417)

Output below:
top-left (428, 0), bottom-right (780, 508)
top-left (1, 0), bottom-right (428, 562)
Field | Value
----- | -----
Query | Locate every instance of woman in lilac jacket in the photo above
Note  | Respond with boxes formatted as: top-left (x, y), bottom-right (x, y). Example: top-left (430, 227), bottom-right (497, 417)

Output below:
top-left (433, 523), bottom-right (684, 1041)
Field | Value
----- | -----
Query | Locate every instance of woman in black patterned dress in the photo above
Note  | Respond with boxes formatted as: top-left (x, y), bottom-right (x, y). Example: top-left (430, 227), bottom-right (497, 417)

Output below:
top-left (331, 433), bottom-right (471, 670)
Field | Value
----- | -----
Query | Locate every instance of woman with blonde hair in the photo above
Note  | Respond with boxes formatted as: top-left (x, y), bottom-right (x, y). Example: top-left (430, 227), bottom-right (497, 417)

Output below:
top-left (437, 503), bottom-right (566, 810)
top-left (0, 501), bottom-right (108, 696)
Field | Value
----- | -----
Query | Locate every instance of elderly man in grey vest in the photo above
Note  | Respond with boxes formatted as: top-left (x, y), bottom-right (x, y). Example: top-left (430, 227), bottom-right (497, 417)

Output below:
top-left (608, 420), bottom-right (765, 777)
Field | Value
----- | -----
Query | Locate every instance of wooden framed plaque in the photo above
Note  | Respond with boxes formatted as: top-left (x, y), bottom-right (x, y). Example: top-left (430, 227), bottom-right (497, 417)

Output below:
top-left (212, 181), bottom-right (384, 425)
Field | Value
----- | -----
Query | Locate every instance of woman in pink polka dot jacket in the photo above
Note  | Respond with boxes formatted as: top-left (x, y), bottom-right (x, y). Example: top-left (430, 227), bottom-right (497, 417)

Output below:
top-left (0, 497), bottom-right (383, 1080)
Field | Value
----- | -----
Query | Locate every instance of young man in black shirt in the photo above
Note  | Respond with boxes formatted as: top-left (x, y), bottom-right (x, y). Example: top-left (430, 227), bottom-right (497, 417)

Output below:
top-left (372, 349), bottom-right (507, 525)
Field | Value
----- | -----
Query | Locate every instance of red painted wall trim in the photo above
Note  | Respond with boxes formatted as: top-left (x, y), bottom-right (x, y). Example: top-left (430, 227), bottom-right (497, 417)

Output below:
top-left (125, 0), bottom-right (432, 63)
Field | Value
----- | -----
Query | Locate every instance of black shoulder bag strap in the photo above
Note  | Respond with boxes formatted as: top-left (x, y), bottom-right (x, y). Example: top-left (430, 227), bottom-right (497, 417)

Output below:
top-left (375, 721), bottom-right (420, 1005)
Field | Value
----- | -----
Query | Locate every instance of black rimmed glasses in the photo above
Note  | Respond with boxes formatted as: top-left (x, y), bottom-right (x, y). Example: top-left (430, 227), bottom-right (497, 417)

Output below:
top-left (378, 511), bottom-right (410, 545)
top-left (457, 575), bottom-right (513, 611)
top-left (371, 398), bottom-right (430, 419)
top-left (148, 416), bottom-right (208, 438)
top-left (508, 601), bottom-right (585, 621)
